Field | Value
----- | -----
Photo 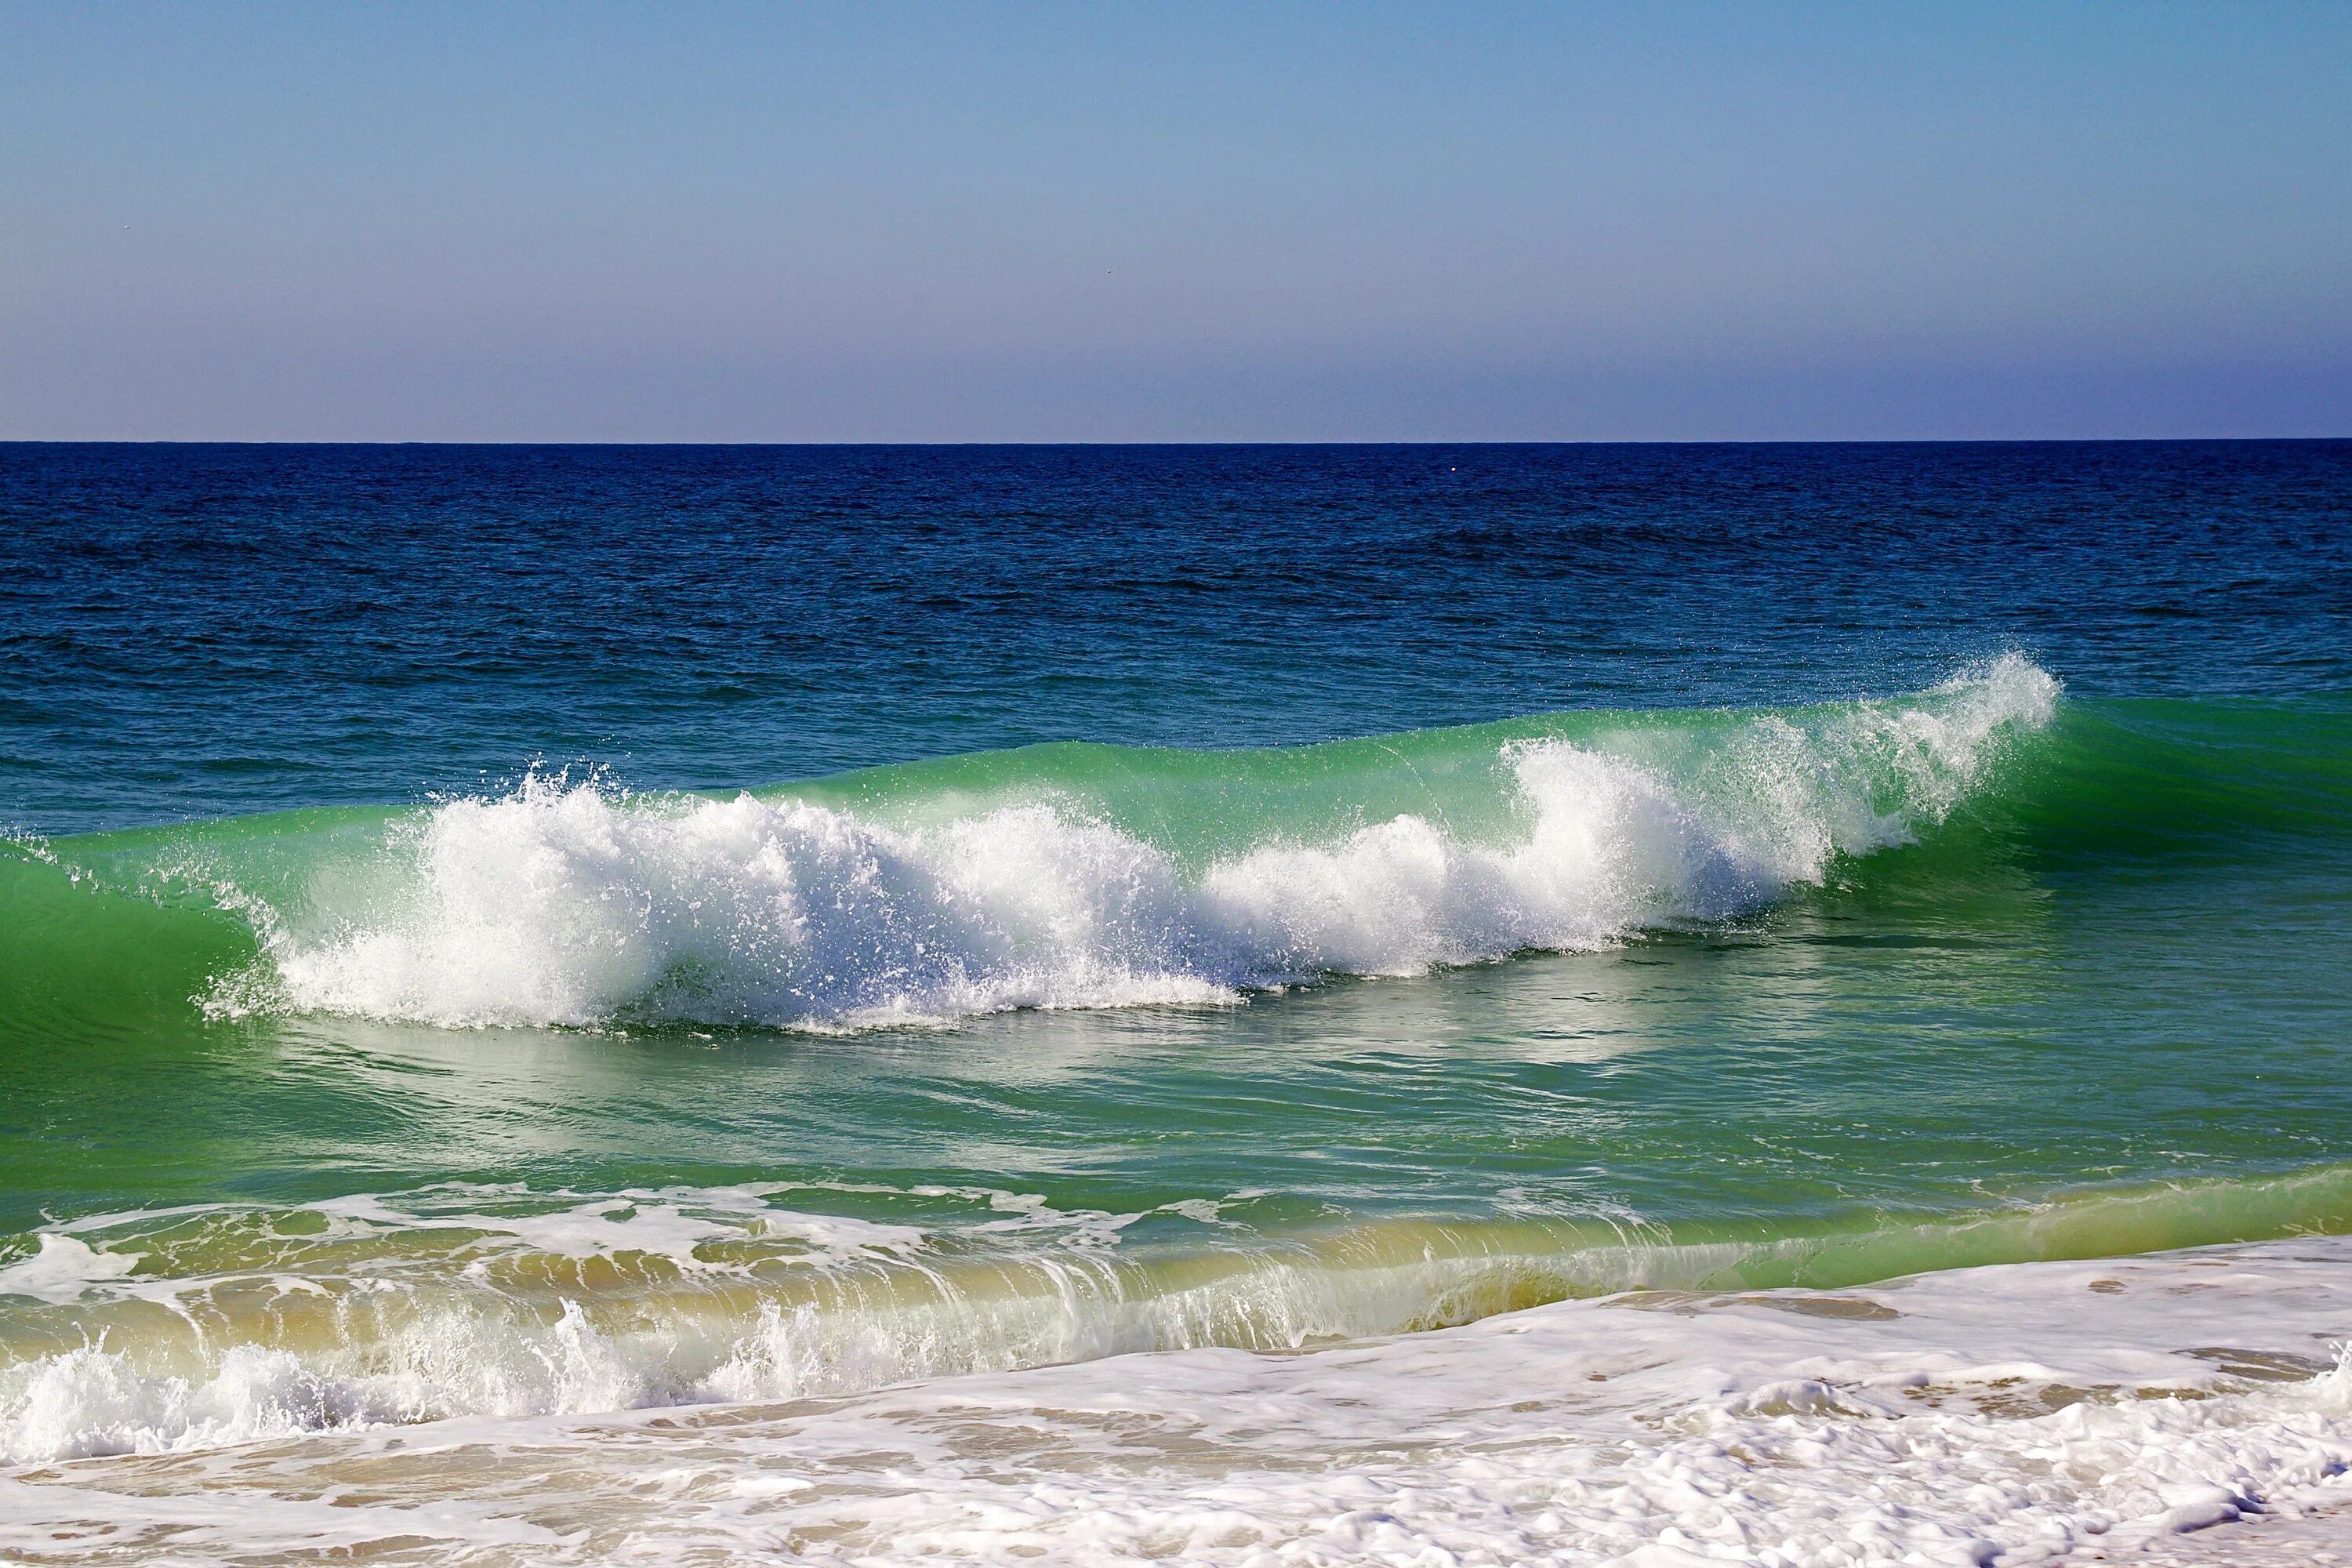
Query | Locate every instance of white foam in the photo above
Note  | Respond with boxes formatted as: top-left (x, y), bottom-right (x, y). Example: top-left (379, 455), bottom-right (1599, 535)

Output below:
top-left (21, 1165), bottom-right (2339, 1493)
top-left (0, 1342), bottom-right (358, 1464)
top-left (212, 657), bottom-right (2058, 1030)
top-left (4, 1236), bottom-right (2350, 1566)
top-left (0, 1237), bottom-right (138, 1306)
top-left (0, 1180), bottom-right (1270, 1463)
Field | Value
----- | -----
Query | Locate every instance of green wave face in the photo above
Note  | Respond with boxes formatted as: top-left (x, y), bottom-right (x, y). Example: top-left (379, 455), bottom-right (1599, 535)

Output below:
top-left (15, 655), bottom-right (2070, 1029)
top-left (5, 660), bottom-right (2352, 1456)
top-left (11, 655), bottom-right (2349, 1036)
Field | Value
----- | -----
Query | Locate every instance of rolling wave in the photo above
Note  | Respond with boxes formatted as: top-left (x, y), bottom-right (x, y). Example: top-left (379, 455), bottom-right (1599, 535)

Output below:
top-left (84, 655), bottom-right (2059, 1030)
top-left (7, 1162), bottom-right (2352, 1464)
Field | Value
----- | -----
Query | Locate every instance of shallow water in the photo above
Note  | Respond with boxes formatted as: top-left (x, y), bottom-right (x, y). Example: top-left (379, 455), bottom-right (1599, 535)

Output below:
top-left (8, 1239), bottom-right (2352, 1565)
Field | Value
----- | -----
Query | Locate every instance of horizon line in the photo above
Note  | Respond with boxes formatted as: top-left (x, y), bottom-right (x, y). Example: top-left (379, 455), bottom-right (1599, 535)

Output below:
top-left (5, 434), bottom-right (2348, 449)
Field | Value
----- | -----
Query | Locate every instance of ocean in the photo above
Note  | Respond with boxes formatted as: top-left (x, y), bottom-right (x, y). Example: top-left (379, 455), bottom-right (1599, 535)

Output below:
top-left (3, 440), bottom-right (2350, 1565)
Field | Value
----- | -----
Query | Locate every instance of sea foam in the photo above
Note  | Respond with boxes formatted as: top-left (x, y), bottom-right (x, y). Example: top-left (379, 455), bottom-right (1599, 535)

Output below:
top-left (7, 1236), bottom-right (2352, 1566)
top-left (220, 657), bottom-right (2059, 1029)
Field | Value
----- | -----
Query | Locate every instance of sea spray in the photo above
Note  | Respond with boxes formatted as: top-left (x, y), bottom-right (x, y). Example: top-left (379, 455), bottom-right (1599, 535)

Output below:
top-left (198, 655), bottom-right (2059, 1029)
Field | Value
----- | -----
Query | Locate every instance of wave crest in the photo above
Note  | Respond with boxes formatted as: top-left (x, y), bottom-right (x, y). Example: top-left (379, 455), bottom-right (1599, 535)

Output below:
top-left (219, 656), bottom-right (2057, 1029)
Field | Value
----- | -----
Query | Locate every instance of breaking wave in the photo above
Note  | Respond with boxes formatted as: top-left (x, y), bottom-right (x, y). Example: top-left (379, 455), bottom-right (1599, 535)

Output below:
top-left (181, 655), bottom-right (2058, 1029)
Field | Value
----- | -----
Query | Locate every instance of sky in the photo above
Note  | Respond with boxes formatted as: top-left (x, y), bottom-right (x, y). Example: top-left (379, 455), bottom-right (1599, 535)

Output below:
top-left (3, 2), bottom-right (2349, 441)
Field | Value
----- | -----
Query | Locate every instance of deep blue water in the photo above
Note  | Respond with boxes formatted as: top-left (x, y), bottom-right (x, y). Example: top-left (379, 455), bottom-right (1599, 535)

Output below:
top-left (5, 440), bottom-right (2348, 834)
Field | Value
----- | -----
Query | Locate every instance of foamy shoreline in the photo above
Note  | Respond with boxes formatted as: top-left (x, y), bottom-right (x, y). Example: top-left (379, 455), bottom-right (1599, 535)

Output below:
top-left (2078, 1496), bottom-right (2352, 1563)
top-left (7, 1236), bottom-right (2352, 1566)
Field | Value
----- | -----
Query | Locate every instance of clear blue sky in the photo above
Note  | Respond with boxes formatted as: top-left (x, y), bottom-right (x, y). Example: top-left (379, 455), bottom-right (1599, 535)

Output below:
top-left (4, 2), bottom-right (2347, 441)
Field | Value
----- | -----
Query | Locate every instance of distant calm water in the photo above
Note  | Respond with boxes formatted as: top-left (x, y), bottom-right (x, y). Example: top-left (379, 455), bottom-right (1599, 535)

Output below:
top-left (4, 441), bottom-right (2351, 1566)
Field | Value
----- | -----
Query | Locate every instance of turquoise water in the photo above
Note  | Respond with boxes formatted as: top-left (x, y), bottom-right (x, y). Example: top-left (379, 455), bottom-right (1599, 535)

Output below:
top-left (7, 666), bottom-right (2352, 1426)
top-left (2, 442), bottom-right (2350, 1484)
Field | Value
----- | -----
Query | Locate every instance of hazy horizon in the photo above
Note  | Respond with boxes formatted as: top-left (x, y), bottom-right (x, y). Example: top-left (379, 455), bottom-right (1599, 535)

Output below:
top-left (9, 434), bottom-right (2350, 449)
top-left (6, 2), bottom-right (2348, 441)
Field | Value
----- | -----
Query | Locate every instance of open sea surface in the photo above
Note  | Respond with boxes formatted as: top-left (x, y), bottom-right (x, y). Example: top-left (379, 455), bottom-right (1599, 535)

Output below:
top-left (3, 441), bottom-right (2351, 1565)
